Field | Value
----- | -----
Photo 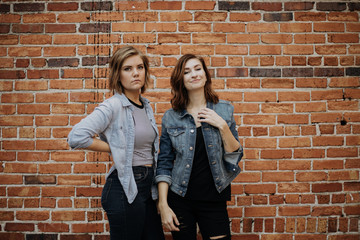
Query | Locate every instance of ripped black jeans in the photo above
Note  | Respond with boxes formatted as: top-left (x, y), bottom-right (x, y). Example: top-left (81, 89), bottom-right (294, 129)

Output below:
top-left (101, 166), bottom-right (164, 240)
top-left (168, 191), bottom-right (231, 240)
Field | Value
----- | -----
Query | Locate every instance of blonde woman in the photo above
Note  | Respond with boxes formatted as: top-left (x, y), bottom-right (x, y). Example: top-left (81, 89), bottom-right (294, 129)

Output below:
top-left (68, 46), bottom-right (164, 240)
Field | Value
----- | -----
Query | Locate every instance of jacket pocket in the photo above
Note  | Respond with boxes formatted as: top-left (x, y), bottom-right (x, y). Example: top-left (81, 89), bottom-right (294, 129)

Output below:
top-left (167, 127), bottom-right (186, 153)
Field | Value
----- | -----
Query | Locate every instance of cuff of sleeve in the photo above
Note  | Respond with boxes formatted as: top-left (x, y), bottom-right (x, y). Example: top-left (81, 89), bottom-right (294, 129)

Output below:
top-left (155, 175), bottom-right (172, 185)
top-left (224, 145), bottom-right (243, 165)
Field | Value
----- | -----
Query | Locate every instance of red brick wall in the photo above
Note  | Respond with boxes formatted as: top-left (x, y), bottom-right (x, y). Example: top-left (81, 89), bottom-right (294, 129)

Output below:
top-left (1, 1), bottom-right (359, 239)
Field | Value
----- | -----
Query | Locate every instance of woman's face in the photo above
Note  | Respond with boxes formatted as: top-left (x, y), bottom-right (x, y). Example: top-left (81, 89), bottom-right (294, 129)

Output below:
top-left (183, 58), bottom-right (206, 92)
top-left (120, 55), bottom-right (146, 94)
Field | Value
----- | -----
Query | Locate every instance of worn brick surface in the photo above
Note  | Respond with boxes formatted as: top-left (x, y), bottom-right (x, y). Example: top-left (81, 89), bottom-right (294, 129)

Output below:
top-left (0, 0), bottom-right (359, 239)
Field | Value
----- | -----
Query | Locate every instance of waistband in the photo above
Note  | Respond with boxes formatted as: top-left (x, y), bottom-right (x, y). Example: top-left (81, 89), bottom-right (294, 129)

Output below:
top-left (110, 165), bottom-right (154, 176)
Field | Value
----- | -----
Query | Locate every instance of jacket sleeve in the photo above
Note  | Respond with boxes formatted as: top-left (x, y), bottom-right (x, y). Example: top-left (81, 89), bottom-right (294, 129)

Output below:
top-left (67, 101), bottom-right (113, 149)
top-left (223, 104), bottom-right (243, 169)
top-left (155, 114), bottom-right (175, 185)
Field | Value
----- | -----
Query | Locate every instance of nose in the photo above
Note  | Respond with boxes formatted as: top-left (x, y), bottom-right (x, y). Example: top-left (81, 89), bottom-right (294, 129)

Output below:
top-left (133, 68), bottom-right (139, 76)
top-left (190, 69), bottom-right (197, 77)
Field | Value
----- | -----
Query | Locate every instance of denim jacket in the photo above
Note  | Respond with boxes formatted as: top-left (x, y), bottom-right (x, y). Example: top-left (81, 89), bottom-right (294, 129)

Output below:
top-left (67, 93), bottom-right (159, 204)
top-left (155, 100), bottom-right (243, 197)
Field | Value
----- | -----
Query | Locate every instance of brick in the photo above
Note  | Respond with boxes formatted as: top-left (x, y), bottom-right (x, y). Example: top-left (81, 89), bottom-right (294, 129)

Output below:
top-left (250, 68), bottom-right (281, 77)
top-left (295, 12), bottom-right (326, 21)
top-left (57, 13), bottom-right (90, 23)
top-left (285, 2), bottom-right (314, 11)
top-left (16, 59), bottom-right (29, 68)
top-left (14, 3), bottom-right (45, 12)
top-left (0, 14), bottom-right (21, 23)
top-left (214, 23), bottom-right (245, 33)
top-left (0, 70), bottom-right (25, 79)
top-left (219, 1), bottom-right (250, 11)
top-left (248, 23), bottom-right (278, 33)
top-left (36, 140), bottom-right (68, 150)
top-left (79, 23), bottom-right (110, 33)
top-left (294, 149), bottom-right (326, 160)
top-left (279, 137), bottom-right (311, 148)
top-left (346, 68), bottom-right (360, 76)
top-left (195, 12), bottom-right (227, 21)
top-left (123, 33), bottom-right (155, 43)
top-left (264, 13), bottom-right (293, 22)
top-left (81, 1), bottom-right (112, 11)
top-left (8, 186), bottom-right (40, 197)
top-left (261, 103), bottom-right (292, 113)
top-left (262, 79), bottom-right (294, 89)
top-left (23, 13), bottom-right (56, 23)
top-left (160, 11), bottom-right (192, 21)
top-left (250, 45), bottom-right (281, 55)
top-left (127, 12), bottom-right (158, 22)
top-left (217, 68), bottom-right (247, 78)
top-left (279, 206), bottom-right (311, 216)
top-left (234, 104), bottom-right (259, 114)
top-left (228, 34), bottom-right (259, 43)
top-left (245, 138), bottom-right (276, 148)
top-left (150, 1), bottom-right (181, 10)
top-left (0, 35), bottom-right (18, 45)
top-left (48, 2), bottom-right (78, 11)
top-left (317, 2), bottom-right (346, 11)
top-left (115, 1), bottom-right (147, 10)
top-left (0, 115), bottom-right (33, 126)
top-left (45, 24), bottom-right (76, 33)
top-left (311, 113), bottom-right (342, 123)
top-left (36, 92), bottom-right (68, 103)
top-left (18, 104), bottom-right (50, 114)
top-left (44, 47), bottom-right (76, 57)
top-left (262, 172), bottom-right (294, 182)
top-left (262, 34), bottom-right (292, 44)
top-left (278, 114), bottom-right (309, 124)
top-left (5, 223), bottom-right (34, 232)
top-left (186, 1), bottom-right (216, 10)
top-left (283, 68), bottom-right (313, 77)
top-left (295, 102), bottom-right (326, 112)
top-left (38, 223), bottom-right (69, 233)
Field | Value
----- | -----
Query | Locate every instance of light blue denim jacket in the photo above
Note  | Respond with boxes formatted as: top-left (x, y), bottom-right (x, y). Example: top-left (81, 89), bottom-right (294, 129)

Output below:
top-left (155, 100), bottom-right (243, 197)
top-left (67, 93), bottom-right (159, 203)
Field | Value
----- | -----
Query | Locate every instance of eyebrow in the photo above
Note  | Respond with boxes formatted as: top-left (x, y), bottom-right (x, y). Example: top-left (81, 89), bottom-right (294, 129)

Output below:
top-left (122, 63), bottom-right (144, 68)
top-left (185, 64), bottom-right (201, 69)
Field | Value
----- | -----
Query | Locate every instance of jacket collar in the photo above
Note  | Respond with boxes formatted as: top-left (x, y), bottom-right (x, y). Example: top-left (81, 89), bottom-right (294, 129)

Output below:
top-left (114, 92), bottom-right (149, 107)
top-left (178, 101), bottom-right (214, 118)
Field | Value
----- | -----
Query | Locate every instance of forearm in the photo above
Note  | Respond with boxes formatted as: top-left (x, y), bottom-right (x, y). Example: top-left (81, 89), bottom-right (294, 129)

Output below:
top-left (86, 138), bottom-right (111, 152)
top-left (219, 122), bottom-right (240, 153)
top-left (157, 182), bottom-right (170, 206)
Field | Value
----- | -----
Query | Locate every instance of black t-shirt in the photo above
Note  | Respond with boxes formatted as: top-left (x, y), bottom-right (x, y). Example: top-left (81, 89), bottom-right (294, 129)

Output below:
top-left (184, 127), bottom-right (231, 201)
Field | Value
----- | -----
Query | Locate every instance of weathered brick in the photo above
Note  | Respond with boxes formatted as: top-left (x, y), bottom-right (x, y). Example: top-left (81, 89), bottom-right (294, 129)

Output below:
top-left (264, 13), bottom-right (293, 22)
top-left (81, 2), bottom-right (112, 11)
top-left (219, 1), bottom-right (250, 11)
top-left (48, 3), bottom-right (79, 11)
top-left (316, 2), bottom-right (346, 11)
top-left (14, 3), bottom-right (45, 12)
top-left (48, 58), bottom-right (79, 67)
top-left (79, 23), bottom-right (110, 33)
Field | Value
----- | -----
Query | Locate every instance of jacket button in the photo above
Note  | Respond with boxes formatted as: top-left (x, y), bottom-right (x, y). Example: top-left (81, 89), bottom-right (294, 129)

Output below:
top-left (189, 146), bottom-right (193, 150)
top-left (212, 161), bottom-right (216, 165)
top-left (179, 190), bottom-right (183, 194)
top-left (186, 164), bottom-right (190, 168)
top-left (190, 129), bottom-right (194, 133)
top-left (182, 181), bottom-right (186, 184)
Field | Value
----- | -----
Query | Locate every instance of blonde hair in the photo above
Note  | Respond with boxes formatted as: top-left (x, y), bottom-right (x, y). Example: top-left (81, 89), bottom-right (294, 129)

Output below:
top-left (109, 46), bottom-right (150, 94)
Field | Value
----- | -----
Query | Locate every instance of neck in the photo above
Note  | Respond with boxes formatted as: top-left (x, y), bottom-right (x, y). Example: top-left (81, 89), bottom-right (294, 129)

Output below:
top-left (187, 89), bottom-right (206, 109)
top-left (124, 91), bottom-right (141, 105)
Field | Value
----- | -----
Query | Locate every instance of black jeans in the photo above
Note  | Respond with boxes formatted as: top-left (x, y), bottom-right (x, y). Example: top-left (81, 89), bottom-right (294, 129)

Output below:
top-left (168, 191), bottom-right (231, 240)
top-left (101, 166), bottom-right (165, 240)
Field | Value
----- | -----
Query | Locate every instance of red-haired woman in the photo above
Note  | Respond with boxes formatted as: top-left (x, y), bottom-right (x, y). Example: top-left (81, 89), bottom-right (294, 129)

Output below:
top-left (156, 54), bottom-right (243, 240)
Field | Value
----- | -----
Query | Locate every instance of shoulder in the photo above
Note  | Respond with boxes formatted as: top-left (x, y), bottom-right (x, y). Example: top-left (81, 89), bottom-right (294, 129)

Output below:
top-left (215, 99), bottom-right (234, 111)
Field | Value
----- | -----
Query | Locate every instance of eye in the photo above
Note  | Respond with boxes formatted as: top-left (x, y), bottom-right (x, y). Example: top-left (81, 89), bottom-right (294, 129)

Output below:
top-left (184, 71), bottom-right (189, 75)
top-left (195, 67), bottom-right (202, 71)
top-left (138, 65), bottom-right (144, 70)
top-left (123, 67), bottom-right (131, 71)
